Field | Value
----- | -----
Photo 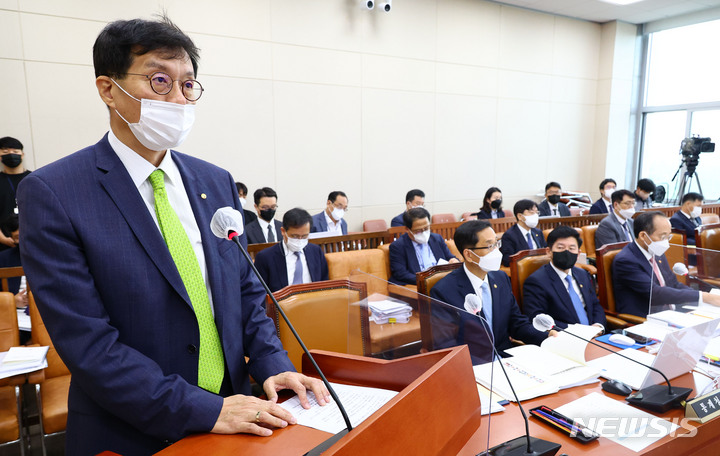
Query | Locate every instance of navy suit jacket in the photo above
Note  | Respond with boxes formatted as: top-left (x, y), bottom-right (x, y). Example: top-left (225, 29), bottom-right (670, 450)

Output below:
top-left (389, 233), bottom-right (455, 285)
top-left (0, 247), bottom-right (21, 294)
top-left (17, 135), bottom-right (294, 455)
top-left (242, 208), bottom-right (257, 226)
top-left (245, 218), bottom-right (283, 244)
top-left (523, 263), bottom-right (606, 328)
top-left (612, 242), bottom-right (699, 317)
top-left (670, 211), bottom-right (701, 245)
top-left (475, 209), bottom-right (506, 219)
top-left (254, 242), bottom-right (329, 292)
top-left (390, 212), bottom-right (404, 227)
top-left (538, 200), bottom-right (571, 217)
top-left (310, 211), bottom-right (348, 235)
top-left (595, 212), bottom-right (634, 249)
top-left (430, 268), bottom-right (547, 362)
top-left (589, 198), bottom-right (611, 214)
top-left (499, 224), bottom-right (547, 267)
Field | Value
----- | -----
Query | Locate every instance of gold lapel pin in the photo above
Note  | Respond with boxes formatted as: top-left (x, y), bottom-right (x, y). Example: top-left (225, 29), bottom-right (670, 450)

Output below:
top-left (200, 193), bottom-right (207, 199)
top-left (493, 284), bottom-right (497, 289)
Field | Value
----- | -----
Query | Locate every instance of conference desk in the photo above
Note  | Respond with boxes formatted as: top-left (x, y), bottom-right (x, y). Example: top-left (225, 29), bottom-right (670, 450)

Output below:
top-left (155, 343), bottom-right (719, 456)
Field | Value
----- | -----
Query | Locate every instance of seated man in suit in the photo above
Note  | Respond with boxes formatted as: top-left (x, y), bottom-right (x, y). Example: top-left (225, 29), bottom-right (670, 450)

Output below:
top-left (538, 181), bottom-right (571, 217)
top-left (594, 189), bottom-right (636, 249)
top-left (670, 192), bottom-right (703, 245)
top-left (390, 189), bottom-right (425, 227)
top-left (634, 178), bottom-right (656, 211)
top-left (311, 191), bottom-right (348, 236)
top-left (473, 187), bottom-right (506, 219)
top-left (430, 220), bottom-right (553, 361)
top-left (389, 207), bottom-right (459, 285)
top-left (613, 211), bottom-right (720, 317)
top-left (589, 178), bottom-right (616, 214)
top-left (0, 215), bottom-right (25, 307)
top-left (499, 199), bottom-right (546, 267)
top-left (235, 181), bottom-right (257, 226)
top-left (246, 187), bottom-right (283, 244)
top-left (255, 208), bottom-right (329, 293)
top-left (523, 226), bottom-right (607, 330)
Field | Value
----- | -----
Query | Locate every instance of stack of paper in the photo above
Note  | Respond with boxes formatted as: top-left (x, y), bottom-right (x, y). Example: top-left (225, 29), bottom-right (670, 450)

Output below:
top-left (0, 346), bottom-right (49, 379)
top-left (504, 344), bottom-right (600, 390)
top-left (625, 320), bottom-right (676, 343)
top-left (586, 348), bottom-right (655, 390)
top-left (473, 360), bottom-right (559, 402)
top-left (368, 299), bottom-right (412, 324)
top-left (647, 310), bottom-right (713, 329)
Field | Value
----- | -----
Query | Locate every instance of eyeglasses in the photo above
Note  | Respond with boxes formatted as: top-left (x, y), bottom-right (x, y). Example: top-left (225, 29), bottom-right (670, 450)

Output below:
top-left (552, 245), bottom-right (579, 253)
top-left (411, 227), bottom-right (431, 235)
top-left (123, 72), bottom-right (204, 101)
top-left (468, 240), bottom-right (502, 251)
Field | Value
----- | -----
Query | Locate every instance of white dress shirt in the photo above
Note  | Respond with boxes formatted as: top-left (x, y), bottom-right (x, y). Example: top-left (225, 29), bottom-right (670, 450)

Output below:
top-left (549, 262), bottom-right (585, 308)
top-left (257, 217), bottom-right (278, 243)
top-left (323, 211), bottom-right (344, 236)
top-left (518, 225), bottom-right (538, 249)
top-left (283, 242), bottom-right (311, 285)
top-left (108, 129), bottom-right (215, 311)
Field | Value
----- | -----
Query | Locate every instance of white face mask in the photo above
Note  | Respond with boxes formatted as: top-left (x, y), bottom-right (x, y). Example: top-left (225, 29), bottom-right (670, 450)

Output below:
top-left (619, 207), bottom-right (635, 220)
top-left (604, 188), bottom-right (615, 200)
top-left (643, 233), bottom-right (669, 257)
top-left (413, 229), bottom-right (431, 244)
top-left (112, 79), bottom-right (195, 151)
top-left (286, 238), bottom-right (308, 253)
top-left (238, 197), bottom-right (246, 208)
top-left (471, 248), bottom-right (503, 272)
top-left (691, 206), bottom-right (702, 218)
top-left (523, 213), bottom-right (539, 229)
top-left (331, 207), bottom-right (345, 221)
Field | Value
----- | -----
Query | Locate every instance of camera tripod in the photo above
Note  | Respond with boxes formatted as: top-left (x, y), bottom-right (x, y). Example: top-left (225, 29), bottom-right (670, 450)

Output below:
top-left (669, 159), bottom-right (704, 205)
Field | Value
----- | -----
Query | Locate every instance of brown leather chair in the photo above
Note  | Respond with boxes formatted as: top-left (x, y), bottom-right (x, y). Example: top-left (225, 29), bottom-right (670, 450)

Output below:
top-left (325, 249), bottom-right (391, 295)
top-left (445, 239), bottom-right (463, 261)
top-left (695, 223), bottom-right (720, 283)
top-left (377, 244), bottom-right (392, 280)
top-left (509, 249), bottom-right (550, 310)
top-left (28, 292), bottom-right (71, 456)
top-left (0, 292), bottom-right (25, 456)
top-left (700, 213), bottom-right (720, 225)
top-left (582, 224), bottom-right (598, 259)
top-left (668, 230), bottom-right (691, 284)
top-left (267, 280), bottom-right (370, 370)
top-left (569, 207), bottom-right (582, 217)
top-left (595, 242), bottom-right (642, 328)
top-left (460, 212), bottom-right (477, 221)
top-left (363, 219), bottom-right (388, 232)
top-left (431, 213), bottom-right (457, 224)
top-left (415, 263), bottom-right (462, 352)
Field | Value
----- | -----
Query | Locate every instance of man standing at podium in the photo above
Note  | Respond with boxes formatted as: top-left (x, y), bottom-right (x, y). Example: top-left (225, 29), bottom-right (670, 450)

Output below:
top-left (18, 17), bottom-right (327, 455)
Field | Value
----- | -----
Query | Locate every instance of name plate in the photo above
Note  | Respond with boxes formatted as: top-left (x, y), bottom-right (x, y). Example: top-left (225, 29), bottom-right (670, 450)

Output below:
top-left (685, 389), bottom-right (720, 423)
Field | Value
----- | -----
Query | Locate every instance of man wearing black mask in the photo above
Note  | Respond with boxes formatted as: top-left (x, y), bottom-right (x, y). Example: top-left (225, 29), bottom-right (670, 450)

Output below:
top-left (245, 187), bottom-right (283, 244)
top-left (0, 137), bottom-right (30, 250)
top-left (538, 181), bottom-right (571, 217)
top-left (522, 226), bottom-right (606, 331)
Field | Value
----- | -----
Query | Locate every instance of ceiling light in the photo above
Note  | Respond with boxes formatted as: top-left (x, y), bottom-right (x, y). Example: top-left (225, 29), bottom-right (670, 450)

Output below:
top-left (598, 0), bottom-right (645, 5)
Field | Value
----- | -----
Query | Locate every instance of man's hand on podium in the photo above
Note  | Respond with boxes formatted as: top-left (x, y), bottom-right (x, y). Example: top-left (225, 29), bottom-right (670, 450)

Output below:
top-left (210, 372), bottom-right (330, 436)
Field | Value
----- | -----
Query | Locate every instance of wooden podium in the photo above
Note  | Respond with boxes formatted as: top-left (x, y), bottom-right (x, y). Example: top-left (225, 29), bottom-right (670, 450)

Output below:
top-left (156, 346), bottom-right (482, 455)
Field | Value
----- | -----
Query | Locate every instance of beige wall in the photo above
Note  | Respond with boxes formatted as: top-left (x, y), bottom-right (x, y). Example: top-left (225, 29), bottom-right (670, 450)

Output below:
top-left (0, 0), bottom-right (638, 231)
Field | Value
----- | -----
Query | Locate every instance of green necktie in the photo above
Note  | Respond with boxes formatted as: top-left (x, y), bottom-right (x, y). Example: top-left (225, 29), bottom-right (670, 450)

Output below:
top-left (148, 169), bottom-right (224, 393)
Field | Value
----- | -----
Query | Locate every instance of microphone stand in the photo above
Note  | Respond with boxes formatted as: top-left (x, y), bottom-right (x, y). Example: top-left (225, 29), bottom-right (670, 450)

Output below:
top-left (474, 318), bottom-right (560, 456)
top-left (227, 231), bottom-right (353, 452)
top-left (553, 326), bottom-right (692, 413)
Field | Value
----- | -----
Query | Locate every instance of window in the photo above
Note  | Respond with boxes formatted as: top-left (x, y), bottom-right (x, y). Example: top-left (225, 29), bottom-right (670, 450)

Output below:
top-left (638, 20), bottom-right (720, 203)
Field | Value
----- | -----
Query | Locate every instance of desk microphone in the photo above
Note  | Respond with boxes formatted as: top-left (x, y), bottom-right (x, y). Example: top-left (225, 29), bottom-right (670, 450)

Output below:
top-left (467, 295), bottom-right (561, 456)
top-left (672, 263), bottom-right (718, 290)
top-left (532, 314), bottom-right (692, 412)
top-left (210, 207), bottom-right (353, 452)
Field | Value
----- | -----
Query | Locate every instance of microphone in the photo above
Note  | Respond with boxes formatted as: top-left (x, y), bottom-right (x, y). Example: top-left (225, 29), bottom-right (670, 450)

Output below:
top-left (673, 262), bottom-right (717, 290)
top-left (473, 306), bottom-right (560, 456)
top-left (210, 208), bottom-right (354, 447)
top-left (532, 314), bottom-right (692, 412)
top-left (464, 293), bottom-right (482, 315)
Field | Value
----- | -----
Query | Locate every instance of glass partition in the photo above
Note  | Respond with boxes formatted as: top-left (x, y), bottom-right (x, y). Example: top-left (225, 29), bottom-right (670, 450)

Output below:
top-left (346, 270), bottom-right (495, 365)
top-left (646, 246), bottom-right (720, 320)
